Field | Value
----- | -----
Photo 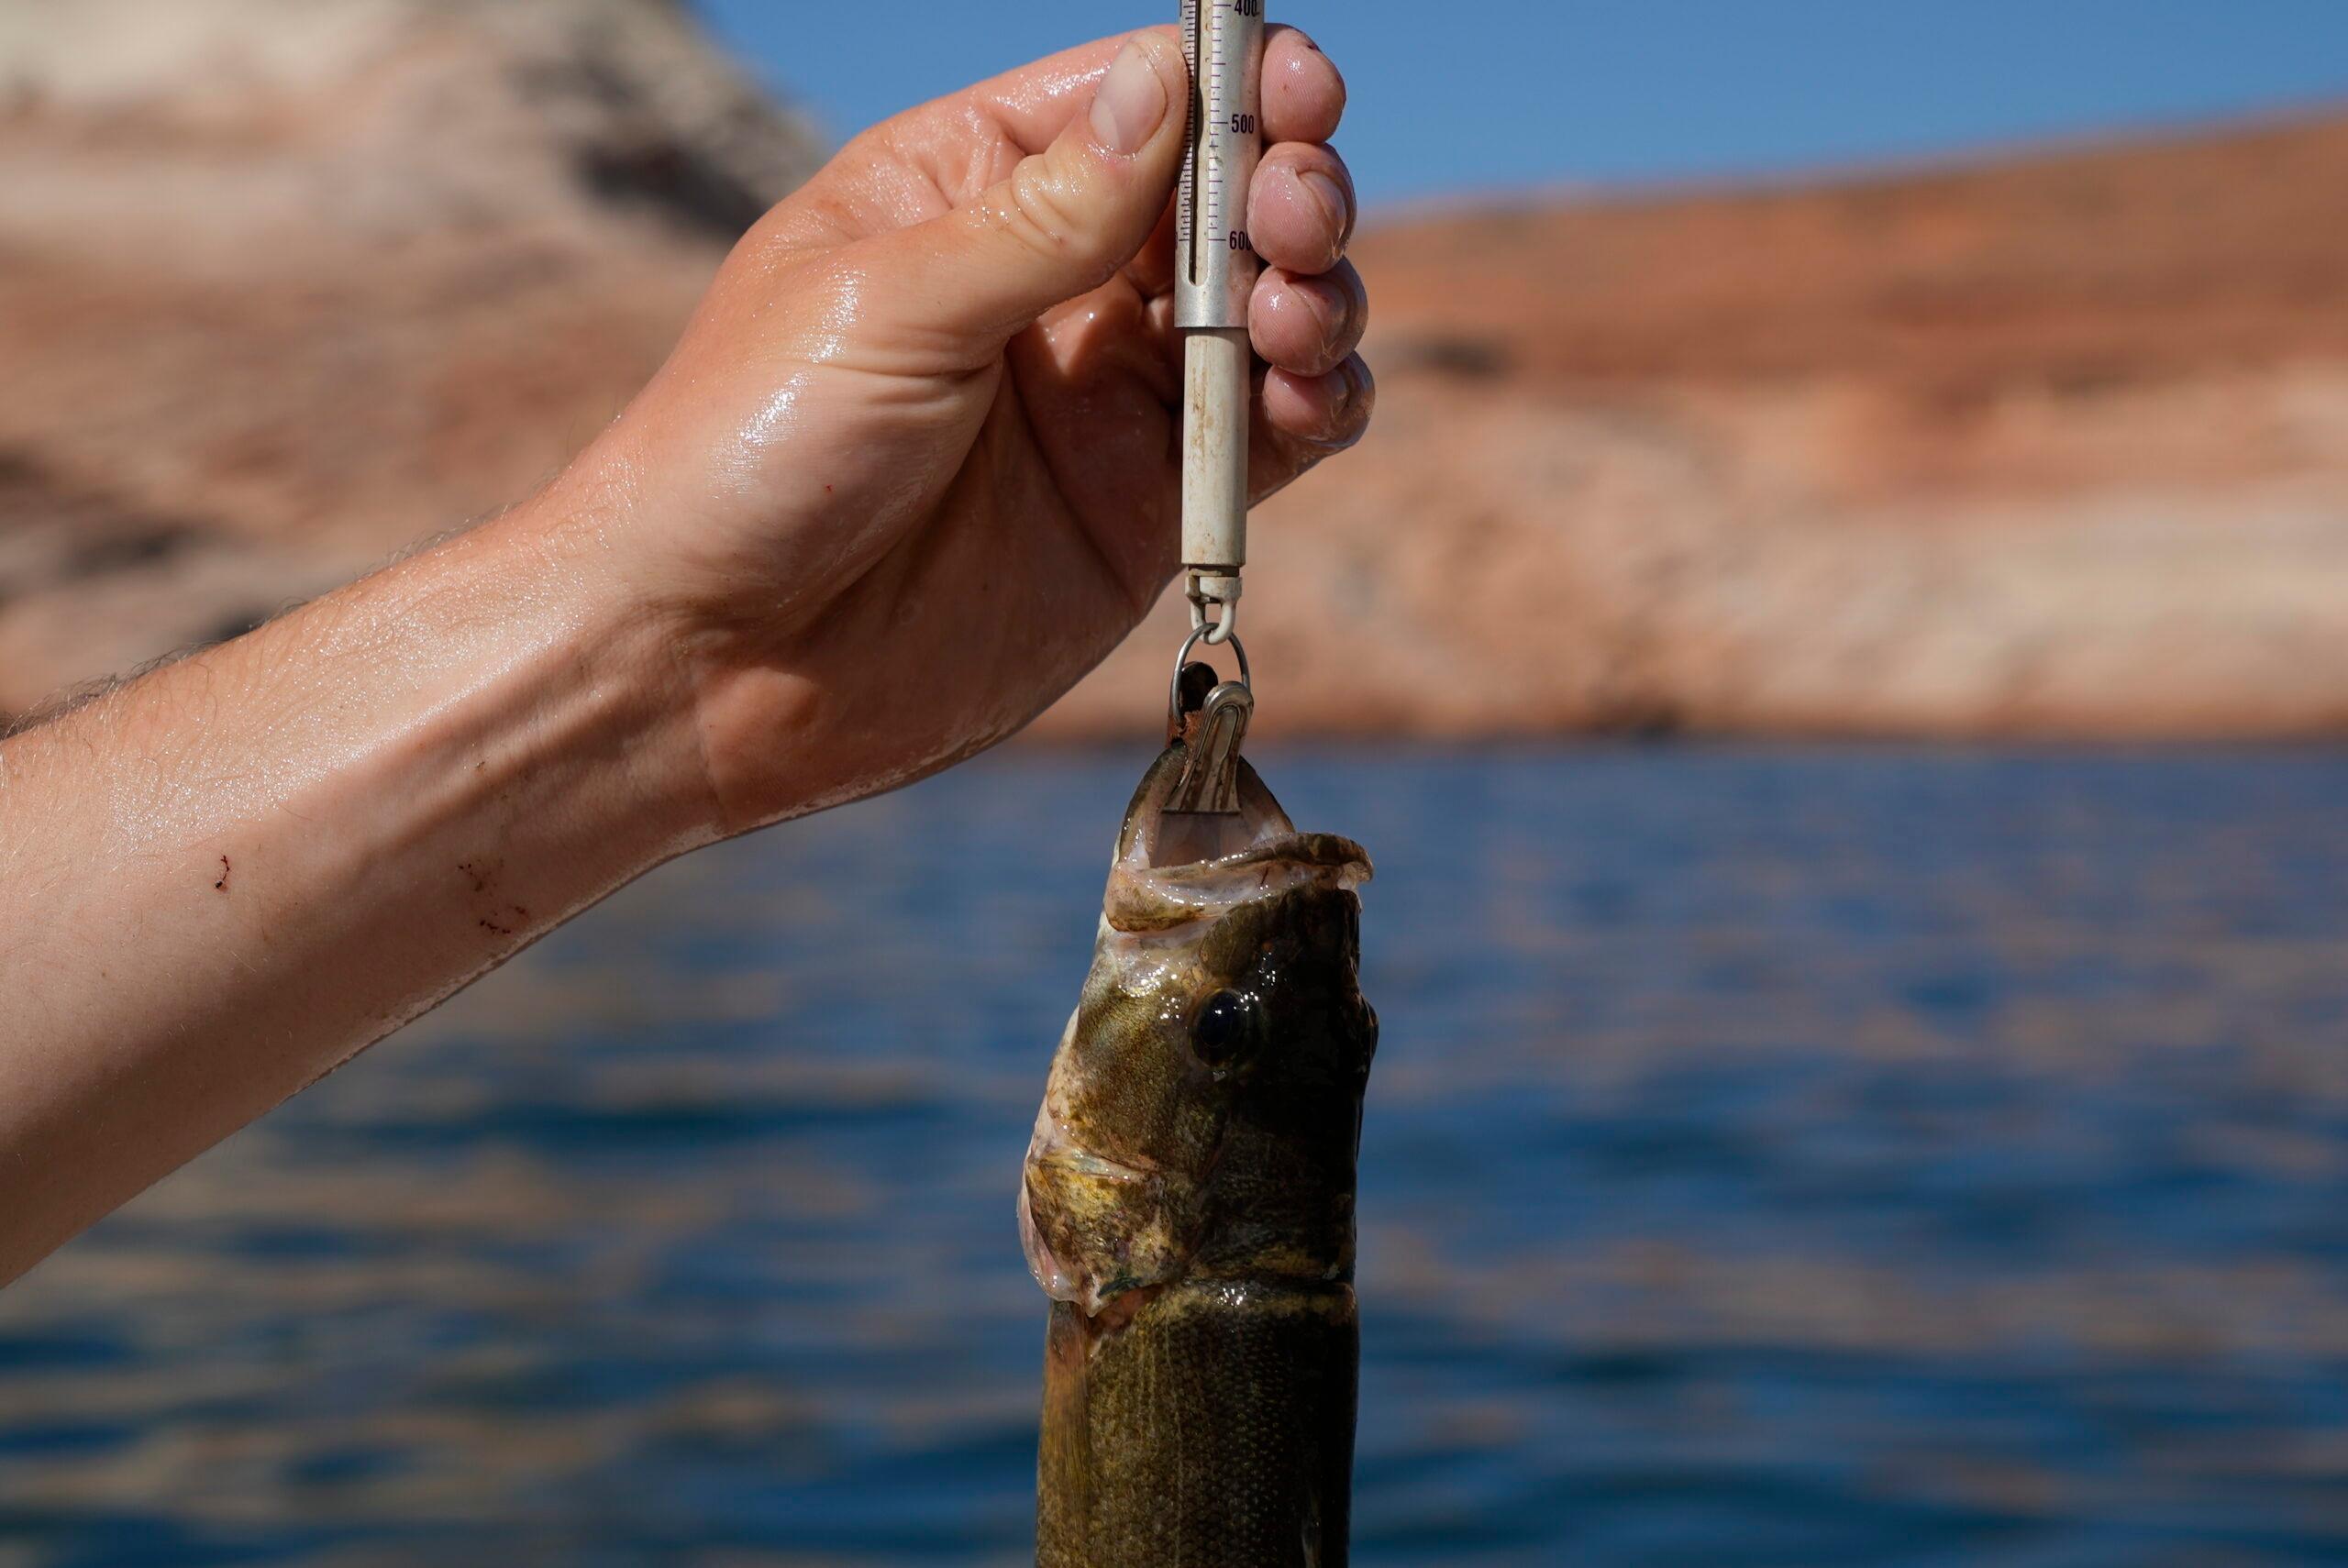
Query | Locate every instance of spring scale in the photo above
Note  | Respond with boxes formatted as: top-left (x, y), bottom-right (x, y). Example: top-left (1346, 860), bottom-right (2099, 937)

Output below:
top-left (1165, 0), bottom-right (1266, 817)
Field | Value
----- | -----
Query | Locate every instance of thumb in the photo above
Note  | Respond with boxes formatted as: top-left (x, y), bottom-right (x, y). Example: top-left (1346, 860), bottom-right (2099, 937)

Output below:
top-left (869, 33), bottom-right (1190, 355)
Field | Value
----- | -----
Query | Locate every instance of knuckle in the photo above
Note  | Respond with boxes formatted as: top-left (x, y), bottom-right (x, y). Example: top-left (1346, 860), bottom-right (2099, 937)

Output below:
top-left (1000, 155), bottom-right (1091, 267)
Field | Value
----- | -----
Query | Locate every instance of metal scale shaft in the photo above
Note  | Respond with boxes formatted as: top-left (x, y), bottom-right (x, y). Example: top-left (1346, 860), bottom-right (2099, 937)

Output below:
top-left (1175, 0), bottom-right (1265, 645)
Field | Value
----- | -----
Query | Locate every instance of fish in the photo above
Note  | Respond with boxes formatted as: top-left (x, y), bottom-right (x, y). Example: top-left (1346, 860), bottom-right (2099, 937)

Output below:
top-left (1020, 741), bottom-right (1377, 1567)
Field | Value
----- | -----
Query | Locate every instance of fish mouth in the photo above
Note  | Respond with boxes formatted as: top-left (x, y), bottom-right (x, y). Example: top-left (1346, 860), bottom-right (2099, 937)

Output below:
top-left (1108, 747), bottom-right (1372, 928)
top-left (1128, 746), bottom-right (1296, 869)
top-left (1194, 829), bottom-right (1375, 876)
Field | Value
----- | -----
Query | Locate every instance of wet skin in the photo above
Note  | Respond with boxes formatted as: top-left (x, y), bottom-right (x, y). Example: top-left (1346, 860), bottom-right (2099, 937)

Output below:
top-left (0, 30), bottom-right (1369, 1285)
top-left (586, 24), bottom-right (1371, 826)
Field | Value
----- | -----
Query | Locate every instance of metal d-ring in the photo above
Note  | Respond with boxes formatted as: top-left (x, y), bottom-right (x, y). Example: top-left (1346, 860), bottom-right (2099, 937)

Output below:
top-left (1167, 624), bottom-right (1253, 732)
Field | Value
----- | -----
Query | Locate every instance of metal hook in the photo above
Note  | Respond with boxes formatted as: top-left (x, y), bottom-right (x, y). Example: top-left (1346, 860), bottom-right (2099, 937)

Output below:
top-left (1165, 626), bottom-right (1254, 816)
top-left (1168, 681), bottom-right (1254, 815)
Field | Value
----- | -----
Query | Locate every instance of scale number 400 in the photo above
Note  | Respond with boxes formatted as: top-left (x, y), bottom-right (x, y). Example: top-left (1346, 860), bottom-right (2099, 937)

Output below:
top-left (1230, 0), bottom-right (1262, 14)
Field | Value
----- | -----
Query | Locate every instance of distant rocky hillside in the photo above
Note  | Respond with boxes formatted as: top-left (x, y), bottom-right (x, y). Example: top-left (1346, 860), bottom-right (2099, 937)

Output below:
top-left (0, 0), bottom-right (820, 705)
top-left (1056, 112), bottom-right (2348, 740)
top-left (1, 3), bottom-right (2342, 737)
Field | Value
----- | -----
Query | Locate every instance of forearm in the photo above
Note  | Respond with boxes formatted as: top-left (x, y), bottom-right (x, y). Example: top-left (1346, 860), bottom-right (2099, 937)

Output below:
top-left (0, 20), bottom-right (1369, 1287)
top-left (0, 484), bottom-right (716, 1283)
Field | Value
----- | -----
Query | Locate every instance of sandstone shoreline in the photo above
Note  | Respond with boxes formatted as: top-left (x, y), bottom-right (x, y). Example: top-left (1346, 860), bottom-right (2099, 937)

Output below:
top-left (3, 2), bottom-right (2342, 739)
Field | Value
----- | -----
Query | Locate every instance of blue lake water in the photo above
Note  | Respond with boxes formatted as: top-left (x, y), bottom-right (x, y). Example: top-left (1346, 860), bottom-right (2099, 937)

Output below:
top-left (6, 745), bottom-right (2348, 1566)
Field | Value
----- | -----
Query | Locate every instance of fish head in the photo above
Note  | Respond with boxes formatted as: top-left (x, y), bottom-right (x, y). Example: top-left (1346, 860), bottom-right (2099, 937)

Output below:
top-left (1021, 745), bottom-right (1377, 1317)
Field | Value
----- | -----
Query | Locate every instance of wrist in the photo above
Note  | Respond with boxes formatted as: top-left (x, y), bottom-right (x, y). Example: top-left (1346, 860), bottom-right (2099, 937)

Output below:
top-left (539, 422), bottom-right (847, 837)
top-left (491, 469), bottom-right (733, 852)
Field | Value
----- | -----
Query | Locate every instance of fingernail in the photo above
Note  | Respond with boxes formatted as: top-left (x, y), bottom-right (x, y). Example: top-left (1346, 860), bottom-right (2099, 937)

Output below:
top-left (1335, 357), bottom-right (1363, 410)
top-left (1301, 280), bottom-right (1346, 363)
top-left (1091, 41), bottom-right (1168, 155)
top-left (1299, 170), bottom-right (1351, 243)
top-left (1332, 358), bottom-right (1373, 439)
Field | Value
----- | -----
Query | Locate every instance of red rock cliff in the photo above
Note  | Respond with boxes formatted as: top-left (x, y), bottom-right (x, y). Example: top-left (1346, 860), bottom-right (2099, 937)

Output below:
top-left (2, 4), bottom-right (2342, 738)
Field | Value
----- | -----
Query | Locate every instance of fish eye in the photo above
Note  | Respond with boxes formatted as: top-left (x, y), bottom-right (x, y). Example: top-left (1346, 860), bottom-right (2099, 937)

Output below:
top-left (1191, 988), bottom-right (1258, 1068)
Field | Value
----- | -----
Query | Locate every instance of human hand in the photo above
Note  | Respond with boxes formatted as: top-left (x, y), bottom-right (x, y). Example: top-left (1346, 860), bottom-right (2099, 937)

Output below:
top-left (558, 27), bottom-right (1368, 828)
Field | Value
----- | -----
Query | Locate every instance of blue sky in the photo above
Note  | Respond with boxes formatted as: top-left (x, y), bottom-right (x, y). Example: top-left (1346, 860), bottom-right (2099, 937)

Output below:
top-left (696, 0), bottom-right (2348, 208)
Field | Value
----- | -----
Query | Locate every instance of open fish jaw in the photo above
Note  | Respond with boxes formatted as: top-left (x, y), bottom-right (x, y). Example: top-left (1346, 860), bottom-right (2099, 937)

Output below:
top-left (1020, 743), bottom-right (1377, 1319)
top-left (1026, 741), bottom-right (1378, 1566)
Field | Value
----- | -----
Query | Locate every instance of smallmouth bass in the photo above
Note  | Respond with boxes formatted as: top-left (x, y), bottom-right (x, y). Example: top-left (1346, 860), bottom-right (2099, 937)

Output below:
top-left (1021, 743), bottom-right (1377, 1566)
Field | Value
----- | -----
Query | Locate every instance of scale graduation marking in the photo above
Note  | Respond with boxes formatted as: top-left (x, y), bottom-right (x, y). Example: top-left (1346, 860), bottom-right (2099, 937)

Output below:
top-left (1178, 0), bottom-right (1263, 326)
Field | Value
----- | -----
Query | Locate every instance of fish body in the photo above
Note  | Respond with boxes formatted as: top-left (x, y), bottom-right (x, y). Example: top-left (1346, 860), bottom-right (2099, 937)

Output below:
top-left (1022, 745), bottom-right (1376, 1567)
